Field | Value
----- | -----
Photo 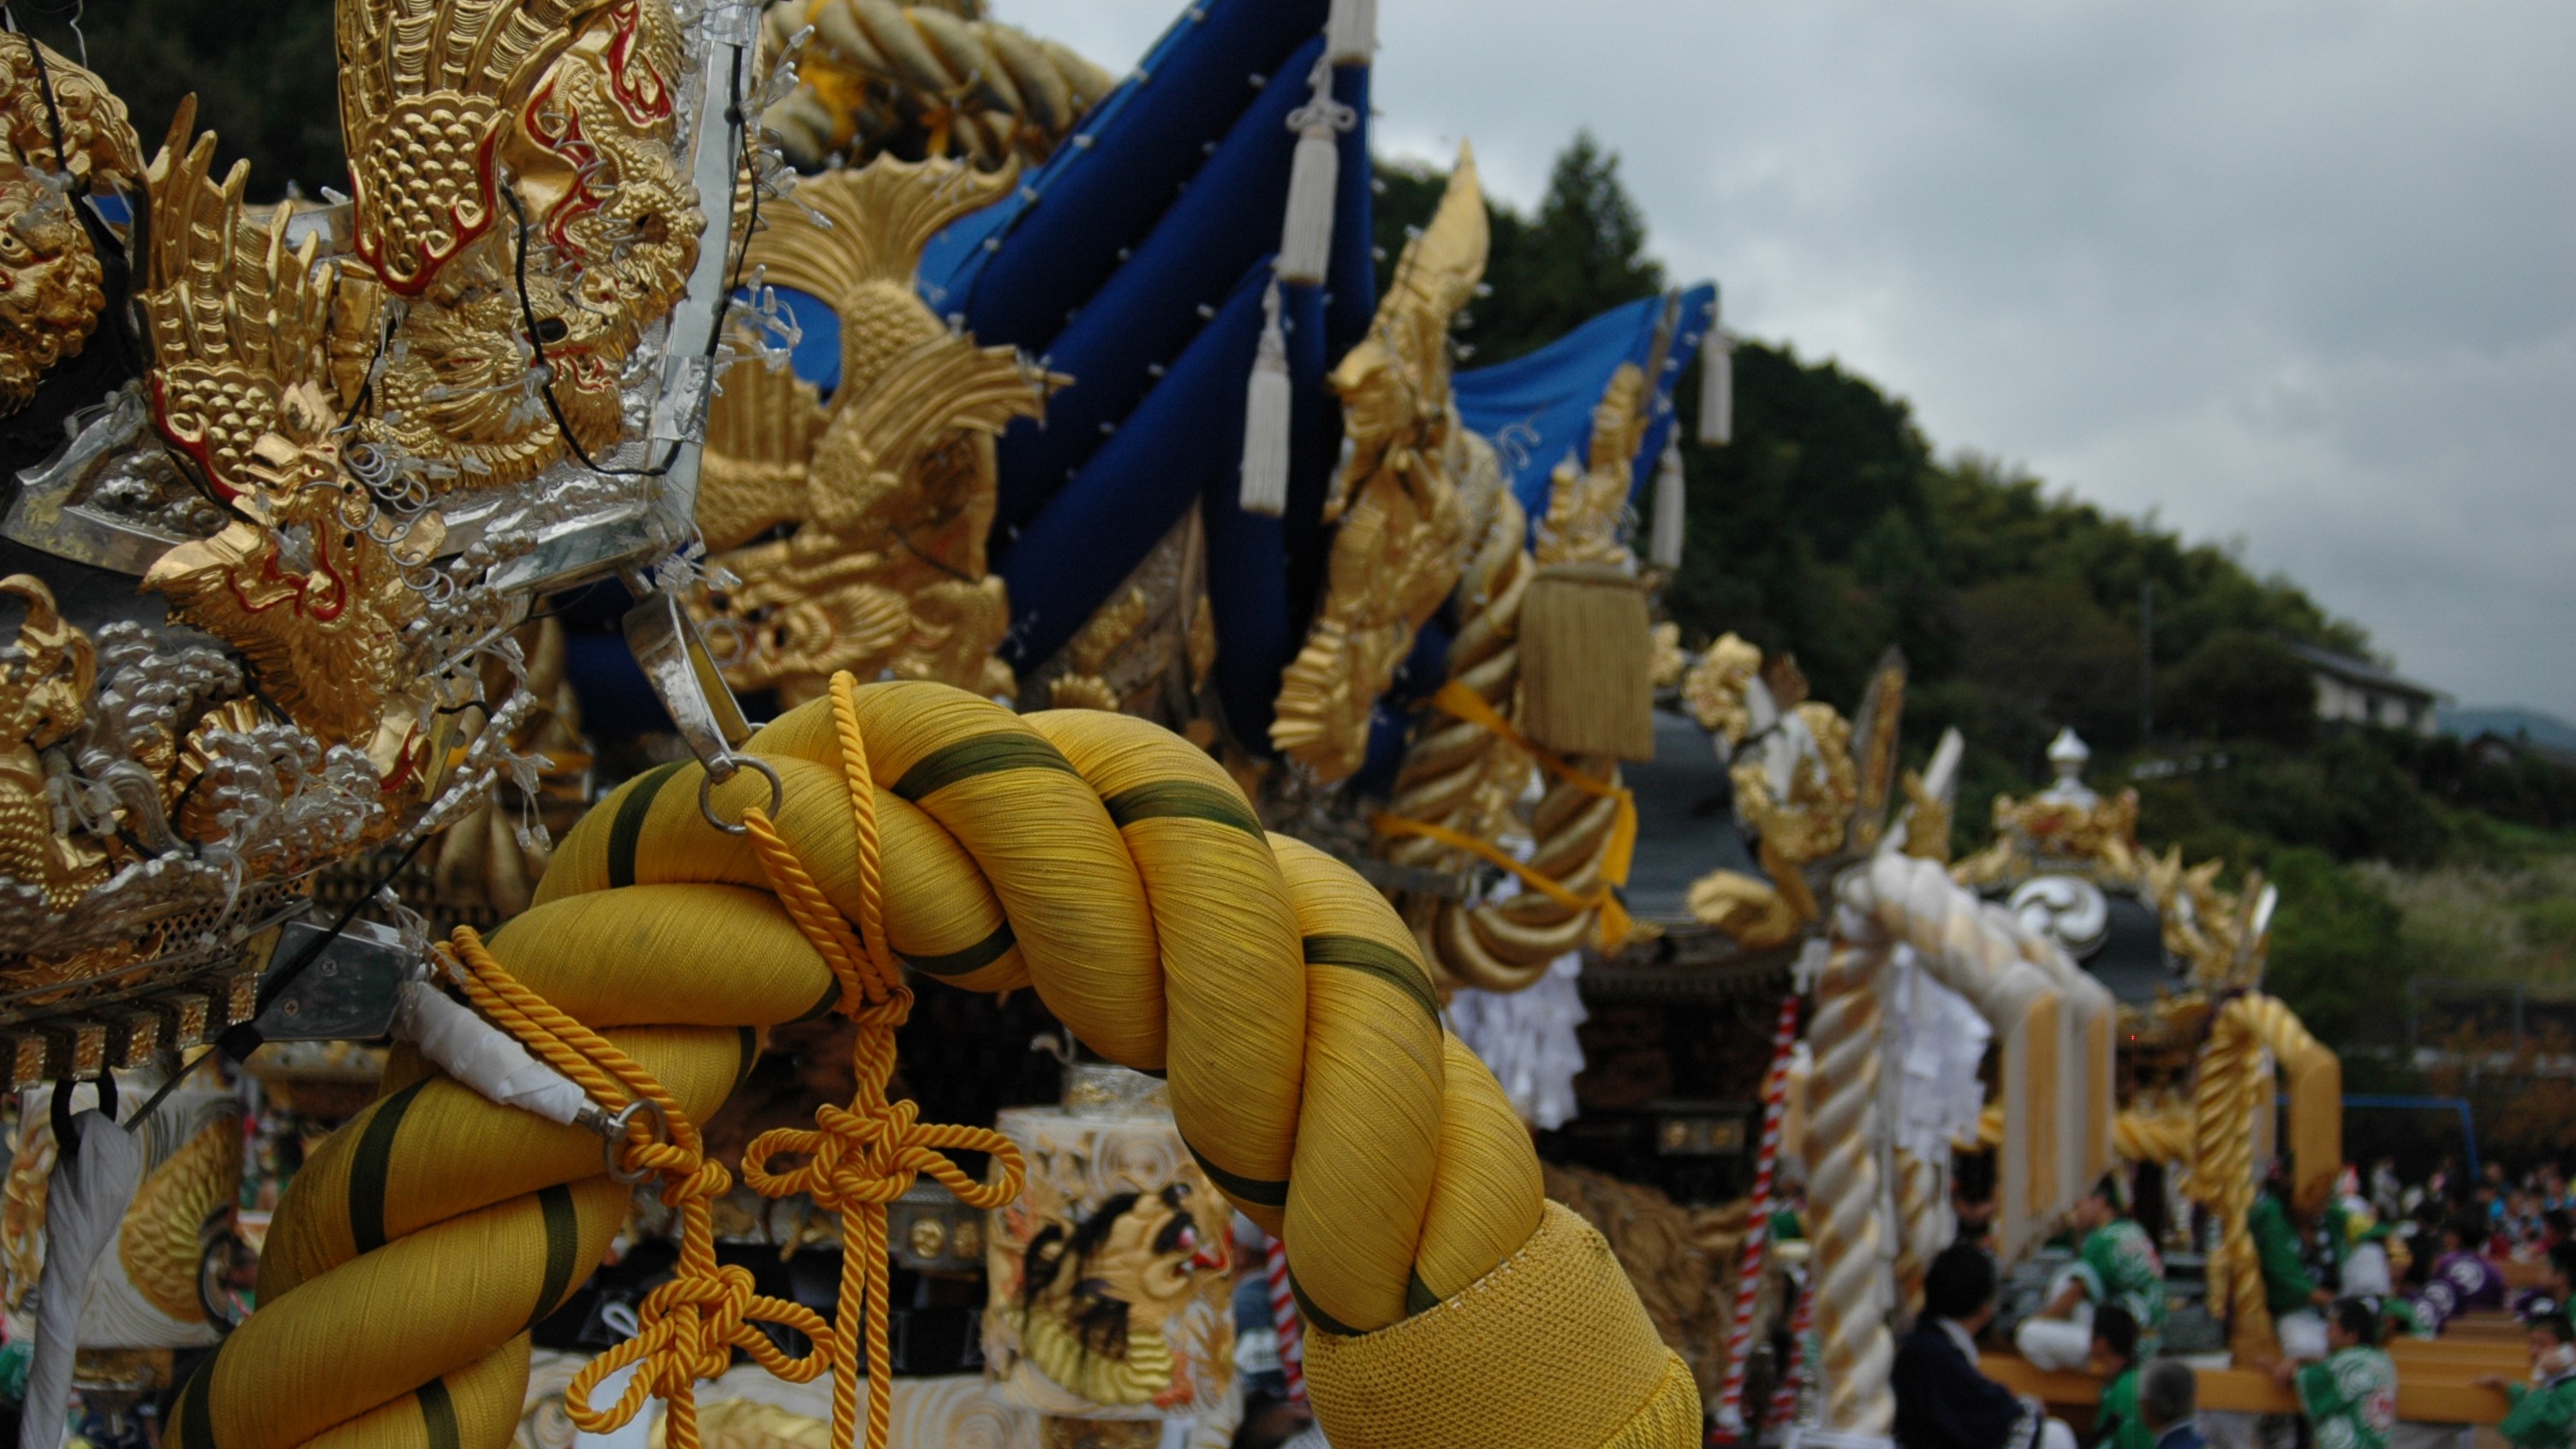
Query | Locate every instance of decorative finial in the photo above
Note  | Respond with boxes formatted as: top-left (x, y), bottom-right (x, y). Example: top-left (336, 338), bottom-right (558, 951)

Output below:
top-left (2041, 727), bottom-right (2097, 805)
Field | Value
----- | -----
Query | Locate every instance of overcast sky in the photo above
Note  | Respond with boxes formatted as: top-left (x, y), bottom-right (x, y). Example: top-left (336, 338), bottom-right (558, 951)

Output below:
top-left (1006, 0), bottom-right (2576, 715)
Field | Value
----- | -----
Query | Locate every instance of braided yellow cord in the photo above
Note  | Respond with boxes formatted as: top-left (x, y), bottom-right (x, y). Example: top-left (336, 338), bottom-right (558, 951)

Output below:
top-left (176, 681), bottom-right (1690, 1449)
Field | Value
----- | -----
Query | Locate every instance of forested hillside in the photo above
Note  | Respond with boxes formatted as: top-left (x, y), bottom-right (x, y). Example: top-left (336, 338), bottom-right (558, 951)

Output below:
top-left (1376, 138), bottom-right (2576, 1055)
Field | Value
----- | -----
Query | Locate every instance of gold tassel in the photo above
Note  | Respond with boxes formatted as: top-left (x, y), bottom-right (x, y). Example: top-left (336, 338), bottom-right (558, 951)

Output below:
top-left (1518, 562), bottom-right (1655, 761)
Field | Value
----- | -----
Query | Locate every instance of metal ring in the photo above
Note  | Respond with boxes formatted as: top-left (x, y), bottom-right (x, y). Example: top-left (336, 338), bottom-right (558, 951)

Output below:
top-left (697, 754), bottom-right (784, 836)
top-left (601, 1096), bottom-right (671, 1184)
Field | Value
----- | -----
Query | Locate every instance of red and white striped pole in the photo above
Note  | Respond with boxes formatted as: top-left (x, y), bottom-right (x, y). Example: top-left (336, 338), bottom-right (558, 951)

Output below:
top-left (1767, 1268), bottom-right (1816, 1428)
top-left (1265, 1235), bottom-right (1306, 1406)
top-left (1711, 992), bottom-right (1802, 1443)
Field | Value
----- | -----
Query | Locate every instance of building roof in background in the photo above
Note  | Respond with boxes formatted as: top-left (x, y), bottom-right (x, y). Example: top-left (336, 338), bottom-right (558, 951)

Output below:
top-left (1622, 709), bottom-right (1759, 921)
top-left (2280, 639), bottom-right (2448, 705)
top-left (2441, 706), bottom-right (2576, 755)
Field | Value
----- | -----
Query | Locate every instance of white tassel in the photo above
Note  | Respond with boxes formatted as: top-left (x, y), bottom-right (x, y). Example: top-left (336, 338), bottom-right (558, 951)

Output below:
top-left (1277, 60), bottom-right (1354, 286)
top-left (1239, 280), bottom-right (1292, 516)
top-left (1326, 0), bottom-right (1377, 65)
top-left (1649, 436), bottom-right (1686, 569)
top-left (1699, 326), bottom-right (1735, 445)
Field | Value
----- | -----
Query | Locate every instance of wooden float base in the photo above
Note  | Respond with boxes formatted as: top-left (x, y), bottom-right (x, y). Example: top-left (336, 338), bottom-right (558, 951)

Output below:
top-left (1982, 1322), bottom-right (2531, 1428)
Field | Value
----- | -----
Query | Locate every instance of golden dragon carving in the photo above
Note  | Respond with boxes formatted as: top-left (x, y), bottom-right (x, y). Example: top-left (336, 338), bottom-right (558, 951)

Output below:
top-left (1683, 638), bottom-right (1905, 950)
top-left (0, 34), bottom-right (139, 415)
top-left (1272, 146), bottom-right (1488, 784)
top-left (693, 155), bottom-right (1055, 707)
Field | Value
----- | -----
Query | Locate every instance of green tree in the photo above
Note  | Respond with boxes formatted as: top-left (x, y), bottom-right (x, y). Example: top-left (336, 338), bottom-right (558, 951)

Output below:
top-left (2161, 628), bottom-right (2318, 748)
top-left (16, 0), bottom-right (344, 198)
top-left (1374, 132), bottom-right (1665, 367)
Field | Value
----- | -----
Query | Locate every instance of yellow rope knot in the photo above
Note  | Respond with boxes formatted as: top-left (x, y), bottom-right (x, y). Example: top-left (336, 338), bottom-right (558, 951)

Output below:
top-left (441, 927), bottom-right (830, 1448)
top-left (725, 671), bottom-right (1026, 1449)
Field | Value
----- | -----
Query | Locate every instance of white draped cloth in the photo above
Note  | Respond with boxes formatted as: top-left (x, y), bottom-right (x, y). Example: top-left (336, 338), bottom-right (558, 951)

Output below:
top-left (1448, 951), bottom-right (1588, 1130)
top-left (1888, 948), bottom-right (1991, 1166)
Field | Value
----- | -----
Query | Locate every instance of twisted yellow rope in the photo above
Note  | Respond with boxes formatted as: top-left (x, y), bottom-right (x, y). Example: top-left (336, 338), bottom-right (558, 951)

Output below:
top-left (187, 677), bottom-right (1690, 1449)
top-left (1374, 680), bottom-right (1638, 951)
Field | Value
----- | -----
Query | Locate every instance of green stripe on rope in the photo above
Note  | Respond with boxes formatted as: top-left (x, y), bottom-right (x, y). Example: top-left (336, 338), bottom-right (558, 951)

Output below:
top-left (1302, 933), bottom-right (1441, 1024)
top-left (1405, 1269), bottom-right (1440, 1316)
top-left (1290, 1271), bottom-right (1363, 1339)
top-left (529, 1184), bottom-right (580, 1331)
top-left (606, 761), bottom-right (687, 889)
top-left (1186, 1139), bottom-right (1288, 1209)
top-left (791, 976), bottom-right (843, 1023)
top-left (891, 733), bottom-right (1078, 802)
top-left (898, 920), bottom-right (1017, 978)
top-left (170, 1341), bottom-right (223, 1449)
top-left (1102, 780), bottom-right (1263, 839)
top-left (349, 1078), bottom-right (432, 1255)
top-left (418, 1376), bottom-right (460, 1449)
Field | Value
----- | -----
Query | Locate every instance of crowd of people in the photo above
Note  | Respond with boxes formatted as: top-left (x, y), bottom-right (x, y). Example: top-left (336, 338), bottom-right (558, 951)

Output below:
top-left (1887, 1160), bottom-right (2576, 1449)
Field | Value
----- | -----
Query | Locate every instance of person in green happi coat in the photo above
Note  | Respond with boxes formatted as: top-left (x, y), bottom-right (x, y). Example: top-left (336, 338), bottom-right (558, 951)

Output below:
top-left (2478, 1311), bottom-right (2576, 1448)
top-left (2087, 1303), bottom-right (2153, 1449)
top-left (2249, 1169), bottom-right (2336, 1360)
top-left (2018, 1174), bottom-right (2168, 1370)
top-left (2278, 1296), bottom-right (2398, 1449)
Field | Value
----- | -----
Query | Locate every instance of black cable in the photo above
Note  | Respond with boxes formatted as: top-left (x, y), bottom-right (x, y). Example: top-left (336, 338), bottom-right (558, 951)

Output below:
top-left (1, 11), bottom-right (69, 175)
top-left (122, 832), bottom-right (431, 1131)
top-left (501, 40), bottom-right (760, 481)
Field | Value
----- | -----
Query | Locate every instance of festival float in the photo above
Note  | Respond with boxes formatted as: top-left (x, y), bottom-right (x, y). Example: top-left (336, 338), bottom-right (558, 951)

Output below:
top-left (0, 0), bottom-right (1750, 1445)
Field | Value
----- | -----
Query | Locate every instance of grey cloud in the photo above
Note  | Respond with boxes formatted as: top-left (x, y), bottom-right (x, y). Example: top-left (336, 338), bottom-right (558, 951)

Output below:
top-left (1006, 0), bottom-right (2576, 712)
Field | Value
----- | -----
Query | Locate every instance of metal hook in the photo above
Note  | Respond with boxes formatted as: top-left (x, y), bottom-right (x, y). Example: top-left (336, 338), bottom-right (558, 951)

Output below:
top-left (697, 752), bottom-right (783, 837)
top-left (597, 1096), bottom-right (670, 1184)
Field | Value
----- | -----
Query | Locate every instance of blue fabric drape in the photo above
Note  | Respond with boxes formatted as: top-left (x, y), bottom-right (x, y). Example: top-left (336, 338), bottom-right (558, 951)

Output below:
top-left (1453, 285), bottom-right (1718, 537)
top-left (987, 40), bottom-right (1328, 542)
top-left (996, 262), bottom-right (1273, 678)
top-left (916, 0), bottom-right (1331, 353)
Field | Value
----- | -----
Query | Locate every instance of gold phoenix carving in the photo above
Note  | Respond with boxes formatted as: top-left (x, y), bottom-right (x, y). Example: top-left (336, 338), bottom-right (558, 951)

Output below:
top-left (694, 155), bottom-right (1054, 707)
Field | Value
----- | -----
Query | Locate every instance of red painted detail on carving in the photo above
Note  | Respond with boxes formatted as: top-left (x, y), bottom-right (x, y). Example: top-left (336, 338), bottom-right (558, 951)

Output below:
top-left (147, 371), bottom-right (235, 502)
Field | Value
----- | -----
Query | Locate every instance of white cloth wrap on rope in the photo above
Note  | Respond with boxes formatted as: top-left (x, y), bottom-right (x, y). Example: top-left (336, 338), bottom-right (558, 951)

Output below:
top-left (1848, 853), bottom-right (2114, 1265)
top-left (1885, 952), bottom-right (1984, 1292)
top-left (18, 1106), bottom-right (142, 1449)
top-left (392, 980), bottom-right (588, 1127)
